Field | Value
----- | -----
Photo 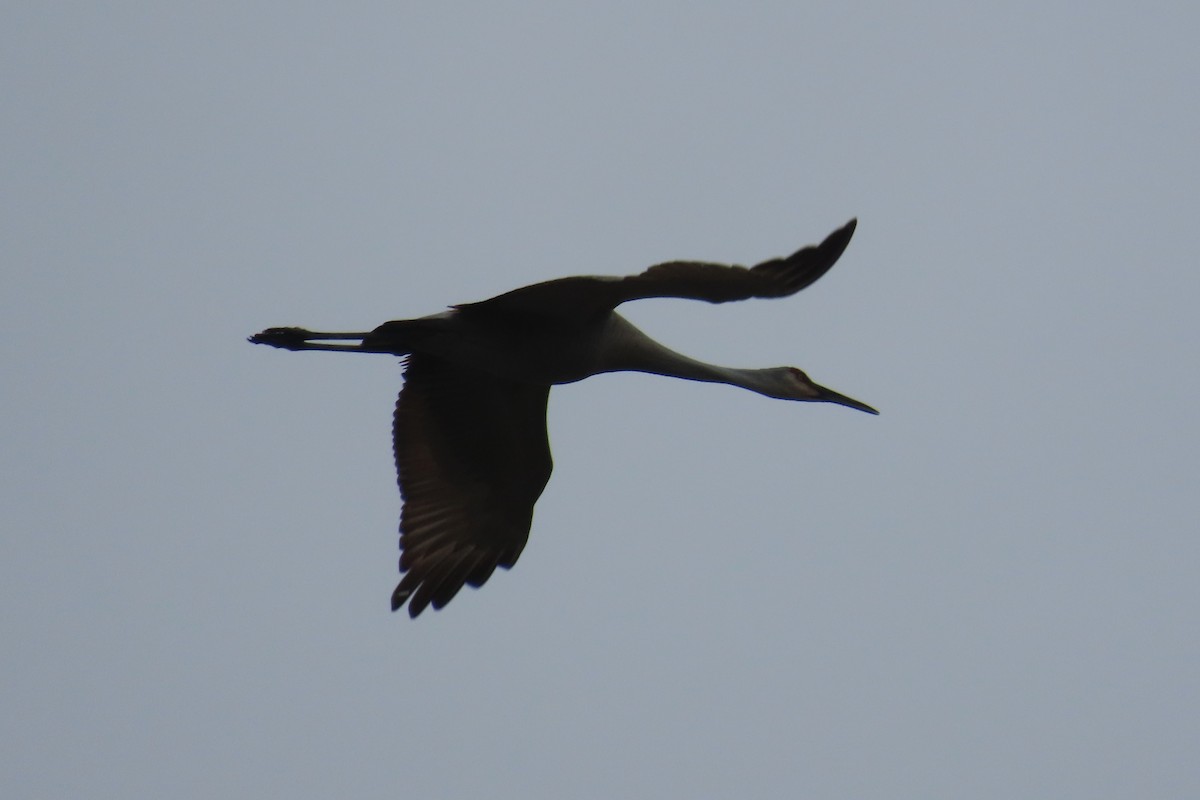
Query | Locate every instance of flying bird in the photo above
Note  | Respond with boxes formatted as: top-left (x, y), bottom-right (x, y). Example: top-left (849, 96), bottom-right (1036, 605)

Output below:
top-left (250, 219), bottom-right (876, 617)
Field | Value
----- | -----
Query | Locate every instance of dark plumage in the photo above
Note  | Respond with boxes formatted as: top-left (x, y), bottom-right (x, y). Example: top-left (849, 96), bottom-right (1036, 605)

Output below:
top-left (250, 219), bottom-right (876, 617)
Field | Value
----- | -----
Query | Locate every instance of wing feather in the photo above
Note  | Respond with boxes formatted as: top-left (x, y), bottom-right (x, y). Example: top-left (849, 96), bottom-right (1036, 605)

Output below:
top-left (615, 217), bottom-right (857, 304)
top-left (455, 219), bottom-right (856, 320)
top-left (389, 355), bottom-right (552, 617)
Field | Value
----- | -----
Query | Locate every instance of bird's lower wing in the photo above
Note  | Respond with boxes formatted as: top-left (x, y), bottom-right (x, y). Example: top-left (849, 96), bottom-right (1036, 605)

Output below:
top-left (391, 355), bottom-right (552, 617)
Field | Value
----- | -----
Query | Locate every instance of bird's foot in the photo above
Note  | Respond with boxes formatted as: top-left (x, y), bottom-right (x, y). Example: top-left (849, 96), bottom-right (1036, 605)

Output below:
top-left (248, 326), bottom-right (312, 350)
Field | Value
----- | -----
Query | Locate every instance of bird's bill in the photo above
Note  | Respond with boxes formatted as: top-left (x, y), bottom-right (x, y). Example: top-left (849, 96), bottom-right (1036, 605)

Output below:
top-left (812, 383), bottom-right (879, 415)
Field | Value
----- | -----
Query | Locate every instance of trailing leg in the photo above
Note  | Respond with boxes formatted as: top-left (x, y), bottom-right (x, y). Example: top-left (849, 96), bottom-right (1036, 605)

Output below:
top-left (248, 327), bottom-right (382, 353)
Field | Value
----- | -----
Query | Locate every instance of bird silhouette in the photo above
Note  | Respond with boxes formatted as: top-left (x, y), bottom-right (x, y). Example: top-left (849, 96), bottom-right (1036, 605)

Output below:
top-left (250, 218), bottom-right (876, 617)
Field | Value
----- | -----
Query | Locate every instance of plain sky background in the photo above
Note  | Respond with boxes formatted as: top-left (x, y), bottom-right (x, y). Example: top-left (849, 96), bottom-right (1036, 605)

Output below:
top-left (4, 3), bottom-right (1197, 798)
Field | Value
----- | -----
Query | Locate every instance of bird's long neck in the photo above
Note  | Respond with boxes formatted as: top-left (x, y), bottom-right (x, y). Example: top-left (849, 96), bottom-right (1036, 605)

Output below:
top-left (595, 313), bottom-right (783, 397)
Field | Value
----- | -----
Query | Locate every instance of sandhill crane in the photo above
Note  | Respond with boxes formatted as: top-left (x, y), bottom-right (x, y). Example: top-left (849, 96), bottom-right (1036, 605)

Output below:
top-left (250, 219), bottom-right (876, 617)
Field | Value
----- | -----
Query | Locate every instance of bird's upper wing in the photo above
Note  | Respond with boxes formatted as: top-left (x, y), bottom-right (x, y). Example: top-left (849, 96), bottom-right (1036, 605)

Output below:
top-left (456, 219), bottom-right (857, 321)
top-left (390, 354), bottom-right (552, 617)
top-left (615, 218), bottom-right (857, 305)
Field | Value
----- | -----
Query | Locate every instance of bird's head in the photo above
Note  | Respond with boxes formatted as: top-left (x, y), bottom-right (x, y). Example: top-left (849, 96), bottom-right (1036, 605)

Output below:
top-left (768, 367), bottom-right (879, 414)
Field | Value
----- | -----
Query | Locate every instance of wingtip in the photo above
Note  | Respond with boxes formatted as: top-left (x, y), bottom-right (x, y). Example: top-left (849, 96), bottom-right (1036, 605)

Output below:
top-left (390, 585), bottom-right (409, 613)
top-left (813, 218), bottom-right (858, 267)
top-left (391, 583), bottom-right (431, 618)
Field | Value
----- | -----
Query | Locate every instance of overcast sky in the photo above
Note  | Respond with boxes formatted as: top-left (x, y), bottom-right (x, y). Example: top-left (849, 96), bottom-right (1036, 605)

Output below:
top-left (4, 3), bottom-right (1198, 798)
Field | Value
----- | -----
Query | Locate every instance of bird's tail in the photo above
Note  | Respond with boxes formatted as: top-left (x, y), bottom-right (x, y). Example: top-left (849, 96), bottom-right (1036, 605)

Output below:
top-left (360, 318), bottom-right (452, 355)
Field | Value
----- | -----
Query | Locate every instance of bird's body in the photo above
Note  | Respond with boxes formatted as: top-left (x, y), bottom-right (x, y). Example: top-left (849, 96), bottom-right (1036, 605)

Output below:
top-left (251, 219), bottom-right (876, 617)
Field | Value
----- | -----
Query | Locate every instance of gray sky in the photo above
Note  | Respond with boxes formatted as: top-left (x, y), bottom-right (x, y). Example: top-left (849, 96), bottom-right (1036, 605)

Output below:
top-left (4, 3), bottom-right (1198, 798)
